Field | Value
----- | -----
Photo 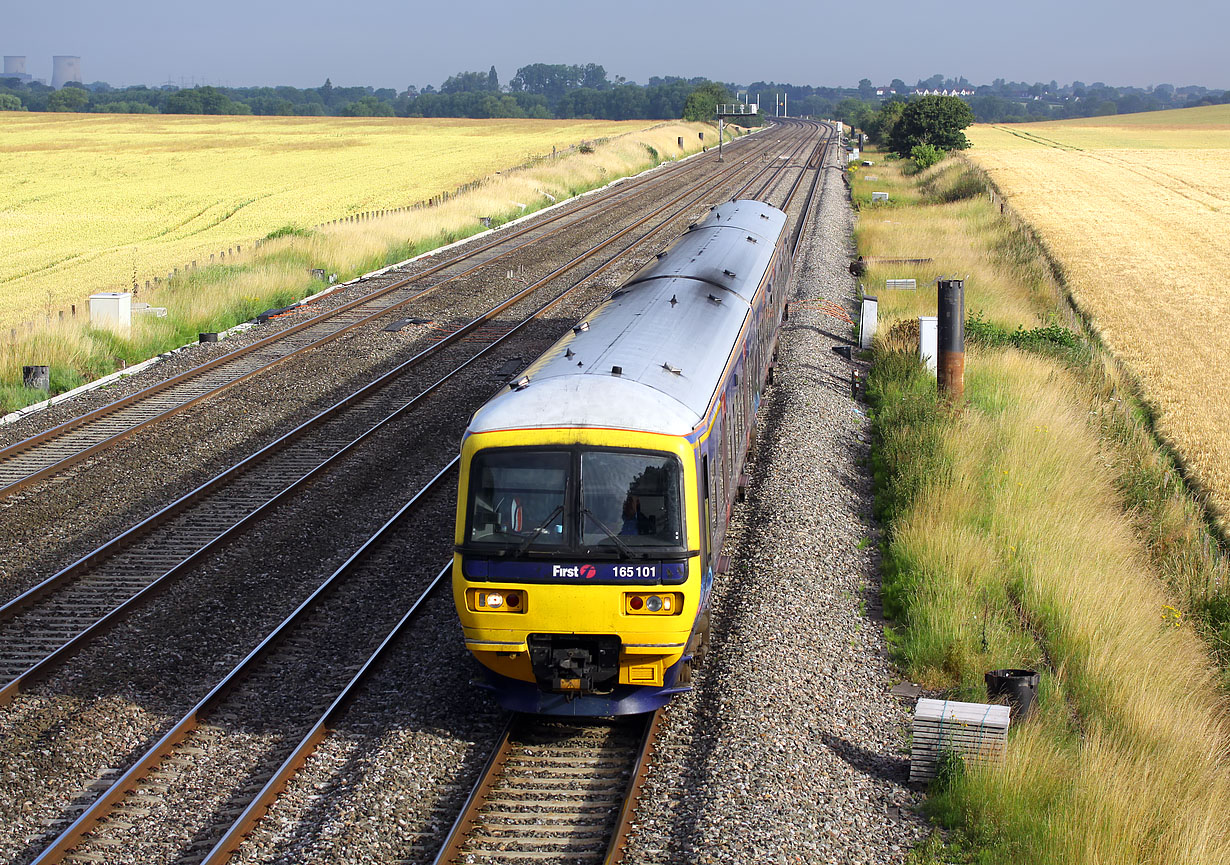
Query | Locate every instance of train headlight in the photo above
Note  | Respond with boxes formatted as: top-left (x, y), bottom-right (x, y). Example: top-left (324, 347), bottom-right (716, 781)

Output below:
top-left (467, 589), bottom-right (527, 613)
top-left (624, 592), bottom-right (682, 615)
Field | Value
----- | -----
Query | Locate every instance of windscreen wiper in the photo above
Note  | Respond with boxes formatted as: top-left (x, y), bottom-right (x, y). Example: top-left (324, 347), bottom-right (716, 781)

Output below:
top-left (513, 504), bottom-right (565, 556)
top-left (579, 508), bottom-right (641, 560)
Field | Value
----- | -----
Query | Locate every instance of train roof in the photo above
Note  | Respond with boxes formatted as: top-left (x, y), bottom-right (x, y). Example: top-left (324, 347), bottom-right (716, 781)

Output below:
top-left (467, 199), bottom-right (788, 438)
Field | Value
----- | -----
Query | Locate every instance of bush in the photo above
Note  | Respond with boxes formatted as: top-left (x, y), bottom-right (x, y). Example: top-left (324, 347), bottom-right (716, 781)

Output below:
top-left (262, 225), bottom-right (313, 241)
top-left (911, 144), bottom-right (945, 171)
top-left (965, 310), bottom-right (1081, 356)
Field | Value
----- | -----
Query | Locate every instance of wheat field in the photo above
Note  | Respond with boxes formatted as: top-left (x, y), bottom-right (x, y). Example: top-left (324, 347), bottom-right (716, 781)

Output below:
top-left (967, 105), bottom-right (1230, 527)
top-left (0, 113), bottom-right (660, 330)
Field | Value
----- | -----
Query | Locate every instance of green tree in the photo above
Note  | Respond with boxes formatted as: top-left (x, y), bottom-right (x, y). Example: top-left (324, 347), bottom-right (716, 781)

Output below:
top-left (488, 65), bottom-right (499, 91)
top-left (834, 97), bottom-right (874, 131)
top-left (682, 81), bottom-right (731, 121)
top-left (0, 93), bottom-right (25, 111)
top-left (888, 95), bottom-right (975, 156)
top-left (864, 99), bottom-right (904, 144)
top-left (339, 95), bottom-right (395, 116)
top-left (441, 70), bottom-right (491, 94)
top-left (581, 64), bottom-right (608, 90)
top-left (47, 85), bottom-right (89, 112)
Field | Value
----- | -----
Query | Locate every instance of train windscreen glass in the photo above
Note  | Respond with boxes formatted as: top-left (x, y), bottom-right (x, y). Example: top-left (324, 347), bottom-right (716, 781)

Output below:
top-left (580, 452), bottom-right (683, 549)
top-left (467, 450), bottom-right (569, 546)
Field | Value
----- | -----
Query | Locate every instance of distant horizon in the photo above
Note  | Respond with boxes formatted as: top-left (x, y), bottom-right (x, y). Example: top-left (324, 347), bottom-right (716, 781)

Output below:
top-left (7, 0), bottom-right (1229, 93)
top-left (4, 64), bottom-right (1224, 97)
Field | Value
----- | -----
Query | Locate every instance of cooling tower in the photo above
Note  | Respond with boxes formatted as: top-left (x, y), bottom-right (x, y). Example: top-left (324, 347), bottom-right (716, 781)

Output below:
top-left (3, 56), bottom-right (26, 75)
top-left (51, 55), bottom-right (81, 88)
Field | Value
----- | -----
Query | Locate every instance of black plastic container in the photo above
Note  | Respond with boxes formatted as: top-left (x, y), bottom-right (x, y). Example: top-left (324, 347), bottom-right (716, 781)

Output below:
top-left (985, 669), bottom-right (1039, 720)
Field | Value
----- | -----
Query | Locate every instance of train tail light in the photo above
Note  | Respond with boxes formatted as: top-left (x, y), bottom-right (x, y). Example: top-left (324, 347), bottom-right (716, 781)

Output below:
top-left (624, 592), bottom-right (682, 615)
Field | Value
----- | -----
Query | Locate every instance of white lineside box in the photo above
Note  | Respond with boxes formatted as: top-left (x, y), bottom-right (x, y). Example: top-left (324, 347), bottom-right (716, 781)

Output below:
top-left (919, 315), bottom-right (938, 373)
top-left (859, 296), bottom-right (878, 351)
top-left (89, 292), bottom-right (132, 329)
top-left (910, 698), bottom-right (1010, 782)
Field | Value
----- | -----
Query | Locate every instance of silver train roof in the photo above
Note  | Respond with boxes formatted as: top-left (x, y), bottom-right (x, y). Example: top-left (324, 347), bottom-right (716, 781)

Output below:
top-left (468, 199), bottom-right (788, 437)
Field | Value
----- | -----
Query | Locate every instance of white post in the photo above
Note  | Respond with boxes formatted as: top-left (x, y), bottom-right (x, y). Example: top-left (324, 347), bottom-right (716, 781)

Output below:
top-left (919, 316), bottom-right (938, 373)
top-left (859, 296), bottom-right (878, 350)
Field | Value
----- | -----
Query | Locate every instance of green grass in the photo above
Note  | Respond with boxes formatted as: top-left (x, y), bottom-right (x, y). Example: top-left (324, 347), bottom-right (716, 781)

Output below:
top-left (862, 146), bottom-right (1230, 863)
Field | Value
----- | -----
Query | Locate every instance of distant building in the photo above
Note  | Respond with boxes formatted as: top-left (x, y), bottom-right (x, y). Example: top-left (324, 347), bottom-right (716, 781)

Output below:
top-left (2, 56), bottom-right (32, 83)
top-left (51, 55), bottom-right (81, 89)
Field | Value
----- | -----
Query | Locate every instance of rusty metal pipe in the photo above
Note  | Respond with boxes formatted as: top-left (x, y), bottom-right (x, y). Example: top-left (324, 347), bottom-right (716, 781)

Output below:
top-left (937, 279), bottom-right (965, 402)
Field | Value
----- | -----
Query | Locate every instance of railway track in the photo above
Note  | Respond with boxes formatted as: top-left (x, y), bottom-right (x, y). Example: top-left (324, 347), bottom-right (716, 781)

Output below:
top-left (24, 478), bottom-right (458, 864)
top-left (432, 712), bottom-right (663, 865)
top-left (0, 125), bottom-right (811, 710)
top-left (6, 120), bottom-right (839, 864)
top-left (0, 127), bottom-right (772, 500)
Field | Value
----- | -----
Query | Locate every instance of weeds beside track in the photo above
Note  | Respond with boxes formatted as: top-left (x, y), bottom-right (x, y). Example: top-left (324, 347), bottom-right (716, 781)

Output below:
top-left (854, 147), bottom-right (1230, 864)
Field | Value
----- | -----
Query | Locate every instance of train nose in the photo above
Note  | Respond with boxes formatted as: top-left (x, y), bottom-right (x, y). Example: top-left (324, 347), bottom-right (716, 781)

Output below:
top-left (528, 634), bottom-right (621, 692)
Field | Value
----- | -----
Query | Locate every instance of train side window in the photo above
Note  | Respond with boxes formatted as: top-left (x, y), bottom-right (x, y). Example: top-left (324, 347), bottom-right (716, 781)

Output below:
top-left (702, 453), bottom-right (712, 563)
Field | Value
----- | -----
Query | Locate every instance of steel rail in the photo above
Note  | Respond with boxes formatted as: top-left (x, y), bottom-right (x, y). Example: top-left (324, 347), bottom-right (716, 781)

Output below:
top-left (783, 120), bottom-right (838, 257)
top-left (26, 467), bottom-right (458, 864)
top-left (430, 710), bottom-right (664, 865)
top-left (197, 561), bottom-right (453, 864)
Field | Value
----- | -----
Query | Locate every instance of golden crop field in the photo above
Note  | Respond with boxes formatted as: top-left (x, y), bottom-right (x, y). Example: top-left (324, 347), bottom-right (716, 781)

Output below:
top-left (0, 113), bottom-right (655, 330)
top-left (967, 105), bottom-right (1230, 527)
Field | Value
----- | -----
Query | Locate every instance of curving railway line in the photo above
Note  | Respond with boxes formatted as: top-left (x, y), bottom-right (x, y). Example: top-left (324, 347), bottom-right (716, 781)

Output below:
top-left (5, 118), bottom-right (836, 865)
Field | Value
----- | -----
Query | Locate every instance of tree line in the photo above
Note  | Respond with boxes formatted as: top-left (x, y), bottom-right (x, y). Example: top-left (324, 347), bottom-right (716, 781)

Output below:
top-left (0, 64), bottom-right (753, 122)
top-left (1, 65), bottom-right (1225, 123)
top-left (833, 75), bottom-right (1229, 128)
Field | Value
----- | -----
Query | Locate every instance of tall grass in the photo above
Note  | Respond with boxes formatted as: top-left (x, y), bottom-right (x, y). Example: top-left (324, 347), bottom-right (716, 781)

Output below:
top-left (1, 121), bottom-right (726, 415)
top-left (858, 147), bottom-right (1230, 863)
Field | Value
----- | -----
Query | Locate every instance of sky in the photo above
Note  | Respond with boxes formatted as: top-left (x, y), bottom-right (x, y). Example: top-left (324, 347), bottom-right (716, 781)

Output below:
top-left (5, 0), bottom-right (1228, 92)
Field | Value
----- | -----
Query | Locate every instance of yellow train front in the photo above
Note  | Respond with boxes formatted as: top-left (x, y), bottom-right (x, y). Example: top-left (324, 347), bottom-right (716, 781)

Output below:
top-left (452, 199), bottom-right (791, 715)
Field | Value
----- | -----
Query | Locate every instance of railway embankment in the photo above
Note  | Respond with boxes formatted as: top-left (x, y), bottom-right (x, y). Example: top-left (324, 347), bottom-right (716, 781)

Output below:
top-left (853, 147), bottom-right (1230, 863)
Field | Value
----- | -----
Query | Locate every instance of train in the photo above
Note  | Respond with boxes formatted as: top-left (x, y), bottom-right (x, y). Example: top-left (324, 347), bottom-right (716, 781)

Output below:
top-left (451, 198), bottom-right (793, 715)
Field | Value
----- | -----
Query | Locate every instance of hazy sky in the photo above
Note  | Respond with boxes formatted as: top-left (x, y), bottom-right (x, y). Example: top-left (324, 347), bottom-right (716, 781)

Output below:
top-left (6, 0), bottom-right (1227, 91)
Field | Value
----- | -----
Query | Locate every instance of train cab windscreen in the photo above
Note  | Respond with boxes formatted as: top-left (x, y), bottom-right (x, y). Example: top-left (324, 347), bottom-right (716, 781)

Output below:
top-left (465, 448), bottom-right (684, 557)
top-left (579, 451), bottom-right (682, 550)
